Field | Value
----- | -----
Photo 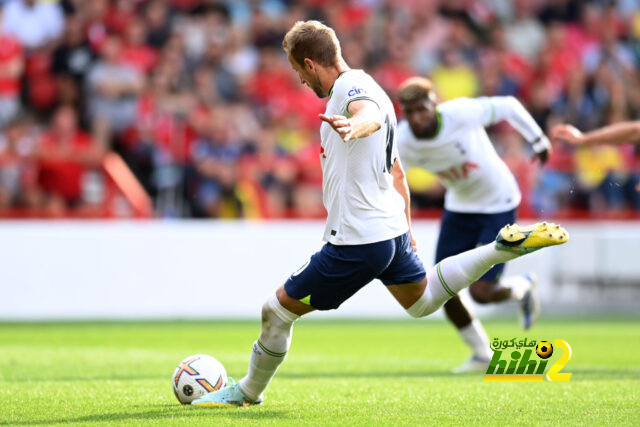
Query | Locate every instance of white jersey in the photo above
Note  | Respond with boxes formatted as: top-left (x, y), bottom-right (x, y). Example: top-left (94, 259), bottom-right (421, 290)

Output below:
top-left (320, 69), bottom-right (408, 245)
top-left (398, 96), bottom-right (548, 214)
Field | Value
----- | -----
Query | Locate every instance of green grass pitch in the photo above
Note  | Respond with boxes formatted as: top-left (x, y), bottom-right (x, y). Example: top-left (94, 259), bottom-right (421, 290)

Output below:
top-left (1, 316), bottom-right (639, 425)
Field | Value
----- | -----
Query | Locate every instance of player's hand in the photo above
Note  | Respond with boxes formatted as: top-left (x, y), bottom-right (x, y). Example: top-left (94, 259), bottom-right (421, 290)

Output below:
top-left (532, 146), bottom-right (551, 166)
top-left (319, 114), bottom-right (353, 142)
top-left (551, 124), bottom-right (584, 146)
top-left (410, 233), bottom-right (418, 253)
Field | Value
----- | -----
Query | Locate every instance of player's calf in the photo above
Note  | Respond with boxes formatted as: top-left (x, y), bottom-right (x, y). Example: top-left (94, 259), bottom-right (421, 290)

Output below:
top-left (194, 293), bottom-right (299, 407)
top-left (405, 222), bottom-right (568, 319)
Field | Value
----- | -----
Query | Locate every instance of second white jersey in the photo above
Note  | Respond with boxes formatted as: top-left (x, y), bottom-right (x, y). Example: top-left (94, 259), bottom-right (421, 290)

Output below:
top-left (398, 97), bottom-right (521, 214)
top-left (320, 69), bottom-right (408, 245)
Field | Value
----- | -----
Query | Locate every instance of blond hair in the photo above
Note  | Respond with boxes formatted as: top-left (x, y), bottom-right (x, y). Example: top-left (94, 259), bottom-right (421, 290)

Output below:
top-left (283, 20), bottom-right (341, 67)
top-left (398, 77), bottom-right (436, 104)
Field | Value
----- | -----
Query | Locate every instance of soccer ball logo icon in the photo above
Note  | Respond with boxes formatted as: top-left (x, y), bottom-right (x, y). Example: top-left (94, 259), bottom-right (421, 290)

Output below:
top-left (536, 341), bottom-right (554, 359)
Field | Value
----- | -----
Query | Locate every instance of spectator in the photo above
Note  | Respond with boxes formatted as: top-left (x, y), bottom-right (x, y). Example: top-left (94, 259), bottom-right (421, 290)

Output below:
top-left (36, 104), bottom-right (105, 213)
top-left (120, 18), bottom-right (158, 73)
top-left (86, 35), bottom-right (144, 136)
top-left (0, 117), bottom-right (39, 212)
top-left (1, 0), bottom-right (64, 50)
top-left (52, 14), bottom-right (94, 125)
top-left (190, 106), bottom-right (244, 218)
top-left (240, 125), bottom-right (297, 218)
top-left (144, 0), bottom-right (172, 49)
top-left (0, 7), bottom-right (24, 128)
top-left (504, 0), bottom-right (546, 63)
top-left (128, 64), bottom-right (195, 216)
top-left (431, 44), bottom-right (479, 100)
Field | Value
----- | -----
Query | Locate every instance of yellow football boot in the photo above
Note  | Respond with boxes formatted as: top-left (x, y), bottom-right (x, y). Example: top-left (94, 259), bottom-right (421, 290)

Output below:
top-left (496, 222), bottom-right (569, 254)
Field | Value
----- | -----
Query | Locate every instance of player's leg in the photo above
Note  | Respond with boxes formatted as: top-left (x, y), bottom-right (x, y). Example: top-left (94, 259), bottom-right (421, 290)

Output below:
top-left (443, 295), bottom-right (493, 372)
top-left (232, 286), bottom-right (313, 404)
top-left (467, 209), bottom-right (540, 328)
top-left (385, 222), bottom-right (568, 319)
top-left (192, 285), bottom-right (311, 407)
top-left (435, 211), bottom-right (493, 367)
top-left (194, 240), bottom-right (396, 407)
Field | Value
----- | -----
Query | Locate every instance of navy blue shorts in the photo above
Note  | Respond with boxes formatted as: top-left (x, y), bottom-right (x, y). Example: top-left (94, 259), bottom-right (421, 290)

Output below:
top-left (435, 208), bottom-right (517, 282)
top-left (284, 232), bottom-right (426, 310)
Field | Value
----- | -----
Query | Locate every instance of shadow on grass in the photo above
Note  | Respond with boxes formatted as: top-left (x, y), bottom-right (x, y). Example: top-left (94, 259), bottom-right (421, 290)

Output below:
top-left (9, 368), bottom-right (637, 385)
top-left (279, 369), bottom-right (468, 379)
top-left (0, 406), bottom-right (288, 425)
top-left (279, 367), bottom-right (640, 381)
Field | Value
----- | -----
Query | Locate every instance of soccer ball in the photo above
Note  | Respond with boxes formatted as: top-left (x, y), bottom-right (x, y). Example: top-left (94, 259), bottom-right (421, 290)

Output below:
top-left (536, 341), bottom-right (554, 359)
top-left (172, 354), bottom-right (228, 404)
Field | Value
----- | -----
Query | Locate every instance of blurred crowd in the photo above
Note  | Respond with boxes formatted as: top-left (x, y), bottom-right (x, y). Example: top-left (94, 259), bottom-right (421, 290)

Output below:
top-left (1, 0), bottom-right (640, 219)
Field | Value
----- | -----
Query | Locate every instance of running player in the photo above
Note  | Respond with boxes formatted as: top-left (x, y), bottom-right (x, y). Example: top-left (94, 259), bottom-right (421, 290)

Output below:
top-left (396, 77), bottom-right (553, 372)
top-left (192, 21), bottom-right (568, 407)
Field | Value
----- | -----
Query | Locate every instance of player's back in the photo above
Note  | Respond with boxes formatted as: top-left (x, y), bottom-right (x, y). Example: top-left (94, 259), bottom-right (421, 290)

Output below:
top-left (397, 97), bottom-right (521, 214)
top-left (320, 70), bottom-right (407, 245)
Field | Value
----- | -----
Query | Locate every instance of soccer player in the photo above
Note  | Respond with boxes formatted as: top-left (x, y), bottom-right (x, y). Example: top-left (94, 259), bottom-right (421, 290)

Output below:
top-left (396, 77), bottom-right (553, 372)
top-left (192, 21), bottom-right (567, 407)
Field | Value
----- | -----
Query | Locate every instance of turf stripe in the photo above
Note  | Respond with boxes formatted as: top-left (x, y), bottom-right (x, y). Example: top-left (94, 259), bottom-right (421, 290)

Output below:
top-left (437, 263), bottom-right (456, 297)
top-left (257, 340), bottom-right (286, 358)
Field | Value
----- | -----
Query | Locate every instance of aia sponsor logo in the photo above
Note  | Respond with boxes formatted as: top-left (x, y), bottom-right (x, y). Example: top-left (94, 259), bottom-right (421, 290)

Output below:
top-left (348, 87), bottom-right (366, 97)
top-left (436, 161), bottom-right (478, 181)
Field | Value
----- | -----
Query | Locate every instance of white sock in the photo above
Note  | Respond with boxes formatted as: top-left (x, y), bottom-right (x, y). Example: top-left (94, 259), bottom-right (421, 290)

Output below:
top-left (459, 319), bottom-right (492, 360)
top-left (499, 275), bottom-right (531, 301)
top-left (407, 242), bottom-right (518, 318)
top-left (238, 294), bottom-right (299, 401)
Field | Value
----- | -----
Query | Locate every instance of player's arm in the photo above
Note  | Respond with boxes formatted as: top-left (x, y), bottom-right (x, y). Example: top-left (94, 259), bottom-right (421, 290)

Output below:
top-left (551, 122), bottom-right (640, 147)
top-left (483, 96), bottom-right (552, 164)
top-left (391, 158), bottom-right (418, 252)
top-left (319, 99), bottom-right (381, 143)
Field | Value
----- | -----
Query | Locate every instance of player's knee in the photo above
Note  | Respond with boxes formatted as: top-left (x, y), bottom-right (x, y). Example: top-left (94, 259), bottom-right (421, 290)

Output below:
top-left (261, 294), bottom-right (297, 328)
top-left (405, 293), bottom-right (436, 318)
top-left (406, 269), bottom-right (451, 318)
top-left (406, 305), bottom-right (425, 318)
top-left (260, 299), bottom-right (274, 324)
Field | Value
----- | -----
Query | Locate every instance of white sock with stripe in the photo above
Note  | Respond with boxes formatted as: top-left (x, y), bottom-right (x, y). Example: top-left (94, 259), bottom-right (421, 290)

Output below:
top-left (407, 243), bottom-right (519, 318)
top-left (238, 294), bottom-right (299, 401)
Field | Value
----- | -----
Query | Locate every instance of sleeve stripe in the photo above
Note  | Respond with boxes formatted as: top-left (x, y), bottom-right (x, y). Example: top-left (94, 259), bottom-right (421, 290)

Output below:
top-left (343, 96), bottom-right (380, 116)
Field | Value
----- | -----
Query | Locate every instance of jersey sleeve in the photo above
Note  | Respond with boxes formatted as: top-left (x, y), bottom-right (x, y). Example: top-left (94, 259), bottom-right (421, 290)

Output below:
top-left (333, 72), bottom-right (380, 117)
top-left (439, 97), bottom-right (494, 129)
top-left (482, 96), bottom-right (550, 153)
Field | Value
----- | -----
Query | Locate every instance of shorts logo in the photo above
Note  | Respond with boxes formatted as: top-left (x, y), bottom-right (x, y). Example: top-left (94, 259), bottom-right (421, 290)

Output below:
top-left (483, 337), bottom-right (573, 382)
top-left (292, 259), bottom-right (310, 277)
top-left (348, 87), bottom-right (366, 97)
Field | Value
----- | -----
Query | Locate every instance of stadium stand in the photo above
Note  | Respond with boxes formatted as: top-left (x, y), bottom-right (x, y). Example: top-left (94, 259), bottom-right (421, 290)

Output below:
top-left (0, 0), bottom-right (639, 219)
